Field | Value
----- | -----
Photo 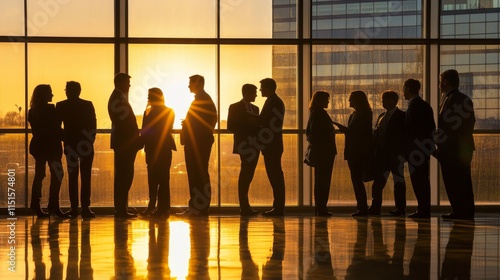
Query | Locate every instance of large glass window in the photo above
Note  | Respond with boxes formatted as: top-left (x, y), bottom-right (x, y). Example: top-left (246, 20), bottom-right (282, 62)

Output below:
top-left (0, 43), bottom-right (25, 129)
top-left (441, 0), bottom-right (500, 38)
top-left (0, 0), bottom-right (24, 36)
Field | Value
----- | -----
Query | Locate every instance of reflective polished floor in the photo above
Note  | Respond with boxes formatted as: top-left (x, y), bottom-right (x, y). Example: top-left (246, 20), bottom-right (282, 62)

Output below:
top-left (1, 214), bottom-right (499, 279)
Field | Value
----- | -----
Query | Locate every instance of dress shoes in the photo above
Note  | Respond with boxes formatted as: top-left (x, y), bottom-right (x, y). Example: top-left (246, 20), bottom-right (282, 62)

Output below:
top-left (351, 210), bottom-right (368, 217)
top-left (114, 211), bottom-right (138, 219)
top-left (389, 209), bottom-right (406, 217)
top-left (408, 211), bottom-right (430, 219)
top-left (81, 208), bottom-right (96, 218)
top-left (367, 207), bottom-right (381, 215)
top-left (240, 209), bottom-right (259, 217)
top-left (68, 209), bottom-right (79, 219)
top-left (261, 209), bottom-right (284, 217)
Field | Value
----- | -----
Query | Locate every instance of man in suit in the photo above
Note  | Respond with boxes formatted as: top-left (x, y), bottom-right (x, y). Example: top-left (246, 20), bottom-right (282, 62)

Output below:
top-left (368, 90), bottom-right (406, 216)
top-left (56, 81), bottom-right (96, 218)
top-left (179, 74), bottom-right (217, 216)
top-left (258, 78), bottom-right (286, 216)
top-left (227, 84), bottom-right (260, 216)
top-left (437, 69), bottom-right (476, 220)
top-left (108, 73), bottom-right (142, 218)
top-left (403, 79), bottom-right (436, 219)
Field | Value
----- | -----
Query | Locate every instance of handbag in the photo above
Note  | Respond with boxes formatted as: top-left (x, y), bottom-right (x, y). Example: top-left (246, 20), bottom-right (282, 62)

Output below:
top-left (304, 144), bottom-right (317, 167)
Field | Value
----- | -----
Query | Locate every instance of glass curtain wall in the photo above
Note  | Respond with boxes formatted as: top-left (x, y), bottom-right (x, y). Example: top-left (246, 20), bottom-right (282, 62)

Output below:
top-left (0, 0), bottom-right (499, 208)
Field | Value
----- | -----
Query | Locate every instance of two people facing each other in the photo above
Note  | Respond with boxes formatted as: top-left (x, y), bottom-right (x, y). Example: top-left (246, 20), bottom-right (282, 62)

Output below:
top-left (307, 69), bottom-right (475, 220)
top-left (29, 81), bottom-right (96, 219)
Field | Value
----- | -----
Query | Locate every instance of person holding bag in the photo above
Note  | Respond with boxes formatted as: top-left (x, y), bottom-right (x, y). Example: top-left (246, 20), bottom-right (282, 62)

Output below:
top-left (305, 91), bottom-right (337, 216)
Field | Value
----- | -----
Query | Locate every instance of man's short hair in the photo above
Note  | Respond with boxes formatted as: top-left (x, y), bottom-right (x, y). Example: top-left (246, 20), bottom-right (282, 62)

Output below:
top-left (66, 81), bottom-right (81, 98)
top-left (441, 69), bottom-right (460, 88)
top-left (189, 74), bottom-right (205, 87)
top-left (242, 84), bottom-right (257, 96)
top-left (404, 79), bottom-right (421, 95)
top-left (382, 90), bottom-right (399, 103)
top-left (260, 78), bottom-right (277, 92)
top-left (114, 73), bottom-right (131, 86)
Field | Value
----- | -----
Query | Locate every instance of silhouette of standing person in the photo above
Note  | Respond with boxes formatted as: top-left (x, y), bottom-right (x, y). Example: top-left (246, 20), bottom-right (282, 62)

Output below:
top-left (56, 81), bottom-right (97, 218)
top-left (227, 84), bottom-right (261, 216)
top-left (306, 91), bottom-right (337, 216)
top-left (403, 79), bottom-right (435, 219)
top-left (368, 91), bottom-right (407, 216)
top-left (28, 84), bottom-right (68, 218)
top-left (258, 78), bottom-right (286, 217)
top-left (437, 69), bottom-right (476, 220)
top-left (108, 73), bottom-right (142, 219)
top-left (179, 75), bottom-right (217, 216)
top-left (334, 91), bottom-right (373, 217)
top-left (141, 87), bottom-right (176, 217)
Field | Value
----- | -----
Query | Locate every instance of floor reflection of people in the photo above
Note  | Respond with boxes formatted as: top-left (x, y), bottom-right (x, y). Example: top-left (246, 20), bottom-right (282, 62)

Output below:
top-left (48, 220), bottom-right (64, 280)
top-left (389, 219), bottom-right (406, 278)
top-left (67, 219), bottom-right (94, 280)
top-left (408, 220), bottom-right (431, 280)
top-left (31, 219), bottom-right (46, 279)
top-left (262, 218), bottom-right (285, 279)
top-left (306, 218), bottom-right (335, 279)
top-left (114, 219), bottom-right (135, 279)
top-left (147, 220), bottom-right (171, 279)
top-left (239, 218), bottom-right (259, 279)
top-left (188, 217), bottom-right (211, 280)
top-left (441, 221), bottom-right (475, 280)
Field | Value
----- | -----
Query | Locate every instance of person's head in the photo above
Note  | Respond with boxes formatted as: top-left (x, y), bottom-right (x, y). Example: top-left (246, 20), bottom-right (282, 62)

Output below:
top-left (349, 90), bottom-right (371, 112)
top-left (114, 73), bottom-right (131, 93)
top-left (188, 74), bottom-right (205, 94)
top-left (30, 84), bottom-right (53, 109)
top-left (65, 81), bottom-right (81, 99)
top-left (259, 78), bottom-right (277, 98)
top-left (148, 87), bottom-right (164, 106)
top-left (241, 83), bottom-right (257, 103)
top-left (381, 90), bottom-right (399, 111)
top-left (403, 79), bottom-right (421, 100)
top-left (309, 91), bottom-right (330, 110)
top-left (440, 69), bottom-right (460, 93)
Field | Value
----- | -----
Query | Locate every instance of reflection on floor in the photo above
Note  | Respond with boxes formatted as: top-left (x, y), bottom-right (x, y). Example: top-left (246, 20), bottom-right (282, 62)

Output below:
top-left (0, 215), bottom-right (499, 279)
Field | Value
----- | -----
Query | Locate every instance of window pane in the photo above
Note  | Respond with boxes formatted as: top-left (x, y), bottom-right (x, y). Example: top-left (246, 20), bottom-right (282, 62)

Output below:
top-left (0, 0), bottom-right (24, 35)
top-left (0, 134), bottom-right (27, 207)
top-left (272, 0), bottom-right (297, 38)
top-left (129, 0), bottom-right (216, 38)
top-left (312, 0), bottom-right (422, 38)
top-left (27, 43), bottom-right (114, 129)
top-left (128, 44), bottom-right (218, 129)
top-left (440, 45), bottom-right (500, 130)
top-left (441, 4), bottom-right (500, 38)
top-left (27, 0), bottom-right (113, 37)
top-left (439, 135), bottom-right (500, 205)
top-left (221, 0), bottom-right (274, 38)
top-left (0, 43), bottom-right (25, 129)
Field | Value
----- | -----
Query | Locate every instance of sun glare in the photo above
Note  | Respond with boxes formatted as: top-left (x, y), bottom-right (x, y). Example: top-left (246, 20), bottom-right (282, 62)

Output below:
top-left (169, 221), bottom-right (191, 279)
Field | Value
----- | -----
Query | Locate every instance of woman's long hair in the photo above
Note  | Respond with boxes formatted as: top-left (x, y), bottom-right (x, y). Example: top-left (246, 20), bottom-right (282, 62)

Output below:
top-left (29, 84), bottom-right (52, 109)
top-left (309, 90), bottom-right (330, 111)
top-left (350, 90), bottom-right (371, 113)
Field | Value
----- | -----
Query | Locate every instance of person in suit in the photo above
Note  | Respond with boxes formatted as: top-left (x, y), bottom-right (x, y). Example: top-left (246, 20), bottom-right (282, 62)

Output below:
top-left (403, 79), bottom-right (435, 219)
top-left (334, 91), bottom-right (373, 217)
top-left (141, 87), bottom-right (176, 217)
top-left (56, 81), bottom-right (96, 219)
top-left (367, 91), bottom-right (407, 216)
top-left (227, 84), bottom-right (261, 216)
top-left (258, 78), bottom-right (286, 217)
top-left (437, 69), bottom-right (476, 220)
top-left (306, 91), bottom-right (337, 216)
top-left (28, 84), bottom-right (68, 218)
top-left (108, 73), bottom-right (142, 219)
top-left (179, 74), bottom-right (217, 216)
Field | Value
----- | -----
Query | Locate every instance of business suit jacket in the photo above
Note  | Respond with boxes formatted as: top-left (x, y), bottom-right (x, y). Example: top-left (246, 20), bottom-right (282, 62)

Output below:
top-left (28, 104), bottom-right (63, 160)
top-left (181, 90), bottom-right (217, 147)
top-left (142, 105), bottom-right (177, 165)
top-left (107, 89), bottom-right (141, 151)
top-left (56, 98), bottom-right (96, 153)
top-left (344, 109), bottom-right (373, 162)
top-left (227, 100), bottom-right (260, 155)
top-left (404, 96), bottom-right (435, 157)
top-left (306, 108), bottom-right (337, 159)
top-left (437, 88), bottom-right (475, 158)
top-left (373, 108), bottom-right (405, 167)
top-left (259, 93), bottom-right (285, 156)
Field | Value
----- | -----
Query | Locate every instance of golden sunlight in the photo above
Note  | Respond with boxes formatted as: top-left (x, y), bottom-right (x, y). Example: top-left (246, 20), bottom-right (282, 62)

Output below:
top-left (169, 221), bottom-right (191, 279)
